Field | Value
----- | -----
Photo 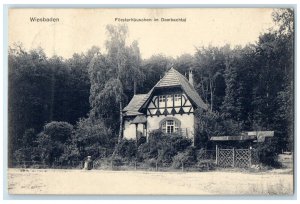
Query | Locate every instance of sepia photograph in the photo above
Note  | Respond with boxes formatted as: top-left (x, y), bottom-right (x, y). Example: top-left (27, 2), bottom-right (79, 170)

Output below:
top-left (6, 7), bottom-right (294, 195)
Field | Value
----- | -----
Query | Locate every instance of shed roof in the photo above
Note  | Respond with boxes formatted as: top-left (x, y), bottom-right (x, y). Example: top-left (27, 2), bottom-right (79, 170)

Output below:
top-left (210, 135), bottom-right (257, 141)
top-left (209, 131), bottom-right (274, 142)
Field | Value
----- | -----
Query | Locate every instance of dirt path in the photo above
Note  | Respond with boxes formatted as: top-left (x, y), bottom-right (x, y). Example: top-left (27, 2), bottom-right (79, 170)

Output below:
top-left (8, 168), bottom-right (293, 195)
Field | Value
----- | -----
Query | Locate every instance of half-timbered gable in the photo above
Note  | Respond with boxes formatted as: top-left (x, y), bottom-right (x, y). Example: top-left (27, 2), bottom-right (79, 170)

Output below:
top-left (123, 67), bottom-right (208, 144)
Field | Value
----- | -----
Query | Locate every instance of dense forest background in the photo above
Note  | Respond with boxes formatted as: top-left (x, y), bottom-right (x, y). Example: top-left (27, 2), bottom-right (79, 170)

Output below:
top-left (8, 9), bottom-right (294, 166)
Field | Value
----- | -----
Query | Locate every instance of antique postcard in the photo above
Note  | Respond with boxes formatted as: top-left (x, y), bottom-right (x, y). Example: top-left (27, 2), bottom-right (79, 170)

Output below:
top-left (7, 7), bottom-right (294, 195)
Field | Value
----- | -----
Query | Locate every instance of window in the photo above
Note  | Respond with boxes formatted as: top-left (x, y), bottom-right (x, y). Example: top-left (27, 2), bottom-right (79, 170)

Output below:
top-left (161, 120), bottom-right (180, 133)
top-left (159, 95), bottom-right (166, 103)
top-left (159, 95), bottom-right (166, 108)
top-left (174, 94), bottom-right (181, 105)
top-left (167, 95), bottom-right (173, 102)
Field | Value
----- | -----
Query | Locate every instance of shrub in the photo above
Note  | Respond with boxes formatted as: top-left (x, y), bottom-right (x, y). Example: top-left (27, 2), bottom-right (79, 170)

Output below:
top-left (196, 160), bottom-right (216, 171)
top-left (253, 139), bottom-right (281, 167)
top-left (137, 130), bottom-right (193, 163)
top-left (172, 146), bottom-right (197, 169)
top-left (137, 142), bottom-right (151, 161)
top-left (43, 121), bottom-right (73, 143)
top-left (194, 109), bottom-right (241, 148)
top-left (59, 141), bottom-right (81, 162)
top-left (171, 135), bottom-right (192, 152)
top-left (73, 117), bottom-right (114, 159)
top-left (13, 149), bottom-right (26, 164)
top-left (111, 155), bottom-right (124, 167)
top-left (145, 158), bottom-right (158, 168)
top-left (12, 128), bottom-right (37, 166)
top-left (138, 136), bottom-right (147, 145)
top-left (35, 132), bottom-right (53, 164)
top-left (115, 139), bottom-right (137, 160)
top-left (21, 128), bottom-right (36, 148)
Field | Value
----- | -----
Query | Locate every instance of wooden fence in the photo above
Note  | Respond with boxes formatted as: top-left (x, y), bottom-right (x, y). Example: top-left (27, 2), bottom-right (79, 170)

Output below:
top-left (216, 146), bottom-right (258, 168)
top-left (11, 148), bottom-right (259, 170)
top-left (12, 160), bottom-right (84, 169)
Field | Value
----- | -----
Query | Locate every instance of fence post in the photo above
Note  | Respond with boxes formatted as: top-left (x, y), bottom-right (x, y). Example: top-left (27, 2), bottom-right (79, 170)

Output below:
top-left (215, 145), bottom-right (218, 165)
top-left (232, 148), bottom-right (235, 167)
top-left (181, 161), bottom-right (184, 172)
top-left (155, 161), bottom-right (158, 171)
top-left (135, 161), bottom-right (137, 170)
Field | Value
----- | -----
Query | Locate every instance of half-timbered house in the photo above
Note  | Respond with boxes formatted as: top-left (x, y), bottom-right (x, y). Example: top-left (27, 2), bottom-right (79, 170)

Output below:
top-left (122, 67), bottom-right (208, 144)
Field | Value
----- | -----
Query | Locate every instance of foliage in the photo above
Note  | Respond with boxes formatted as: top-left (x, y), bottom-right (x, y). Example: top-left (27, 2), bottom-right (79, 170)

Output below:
top-left (59, 141), bottom-right (81, 162)
top-left (193, 45), bottom-right (227, 112)
top-left (115, 139), bottom-right (137, 161)
top-left (43, 121), bottom-right (73, 143)
top-left (137, 130), bottom-right (192, 163)
top-left (195, 109), bottom-right (240, 148)
top-left (253, 139), bottom-right (281, 167)
top-left (272, 8), bottom-right (294, 36)
top-left (144, 158), bottom-right (158, 168)
top-left (172, 146), bottom-right (197, 168)
top-left (111, 155), bottom-right (124, 167)
top-left (88, 25), bottom-right (143, 128)
top-left (196, 160), bottom-right (216, 171)
top-left (8, 46), bottom-right (93, 166)
top-left (73, 117), bottom-right (114, 160)
top-left (140, 54), bottom-right (173, 92)
top-left (21, 128), bottom-right (36, 148)
top-left (32, 122), bottom-right (74, 164)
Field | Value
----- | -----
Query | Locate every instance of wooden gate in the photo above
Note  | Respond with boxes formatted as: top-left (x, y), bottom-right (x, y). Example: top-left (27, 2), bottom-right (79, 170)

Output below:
top-left (235, 149), bottom-right (251, 167)
top-left (216, 147), bottom-right (252, 168)
top-left (217, 149), bottom-right (234, 167)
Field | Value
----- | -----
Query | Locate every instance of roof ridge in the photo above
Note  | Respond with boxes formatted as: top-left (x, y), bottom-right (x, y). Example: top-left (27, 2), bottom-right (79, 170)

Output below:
top-left (172, 67), bottom-right (190, 83)
top-left (158, 68), bottom-right (174, 83)
top-left (171, 68), bottom-right (181, 85)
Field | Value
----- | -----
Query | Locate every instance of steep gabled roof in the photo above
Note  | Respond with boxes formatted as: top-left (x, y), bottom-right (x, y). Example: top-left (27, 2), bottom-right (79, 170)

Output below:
top-left (123, 67), bottom-right (208, 116)
top-left (123, 94), bottom-right (147, 116)
top-left (140, 68), bottom-right (208, 110)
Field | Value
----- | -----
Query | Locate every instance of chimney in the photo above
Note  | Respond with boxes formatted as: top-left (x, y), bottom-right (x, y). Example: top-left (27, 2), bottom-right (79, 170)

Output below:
top-left (188, 68), bottom-right (194, 87)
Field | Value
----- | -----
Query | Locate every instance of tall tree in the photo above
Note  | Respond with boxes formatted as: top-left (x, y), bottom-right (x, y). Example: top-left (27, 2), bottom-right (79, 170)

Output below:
top-left (88, 24), bottom-right (144, 157)
top-left (140, 54), bottom-right (173, 92)
top-left (194, 46), bottom-right (226, 112)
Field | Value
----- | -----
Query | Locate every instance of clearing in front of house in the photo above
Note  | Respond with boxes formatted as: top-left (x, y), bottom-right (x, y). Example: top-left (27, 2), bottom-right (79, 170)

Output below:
top-left (8, 168), bottom-right (293, 195)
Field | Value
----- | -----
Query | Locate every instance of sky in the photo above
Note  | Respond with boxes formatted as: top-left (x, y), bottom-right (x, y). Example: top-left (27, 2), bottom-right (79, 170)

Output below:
top-left (9, 8), bottom-right (275, 59)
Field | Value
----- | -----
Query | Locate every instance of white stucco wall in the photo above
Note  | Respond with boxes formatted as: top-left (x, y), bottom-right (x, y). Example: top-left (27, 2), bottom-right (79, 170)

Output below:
top-left (147, 114), bottom-right (195, 140)
top-left (123, 119), bottom-right (144, 140)
top-left (124, 93), bottom-right (196, 142)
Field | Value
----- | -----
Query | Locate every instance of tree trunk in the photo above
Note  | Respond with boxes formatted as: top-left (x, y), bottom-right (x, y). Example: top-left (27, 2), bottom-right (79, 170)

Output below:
top-left (133, 80), bottom-right (137, 95)
top-left (118, 101), bottom-right (123, 142)
top-left (200, 74), bottom-right (207, 103)
top-left (210, 79), bottom-right (213, 111)
top-left (112, 100), bottom-right (123, 158)
top-left (49, 71), bottom-right (55, 121)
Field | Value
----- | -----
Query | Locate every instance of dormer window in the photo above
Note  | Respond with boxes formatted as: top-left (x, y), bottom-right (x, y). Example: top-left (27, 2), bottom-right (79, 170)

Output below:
top-left (159, 95), bottom-right (166, 103)
top-left (174, 94), bottom-right (181, 101)
top-left (174, 94), bottom-right (181, 106)
top-left (159, 95), bottom-right (166, 107)
top-left (167, 95), bottom-right (173, 101)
